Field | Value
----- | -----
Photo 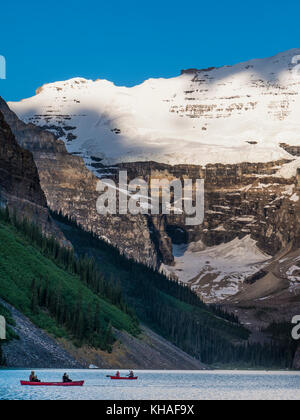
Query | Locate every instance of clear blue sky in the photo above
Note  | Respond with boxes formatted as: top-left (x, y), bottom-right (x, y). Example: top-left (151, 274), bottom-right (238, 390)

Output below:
top-left (1, 0), bottom-right (299, 101)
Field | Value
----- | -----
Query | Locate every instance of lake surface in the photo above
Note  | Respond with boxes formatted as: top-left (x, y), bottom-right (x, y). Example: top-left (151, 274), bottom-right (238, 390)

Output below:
top-left (0, 370), bottom-right (300, 400)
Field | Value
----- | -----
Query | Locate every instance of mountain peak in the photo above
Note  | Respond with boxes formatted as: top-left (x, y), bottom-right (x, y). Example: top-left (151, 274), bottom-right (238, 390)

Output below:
top-left (8, 49), bottom-right (300, 171)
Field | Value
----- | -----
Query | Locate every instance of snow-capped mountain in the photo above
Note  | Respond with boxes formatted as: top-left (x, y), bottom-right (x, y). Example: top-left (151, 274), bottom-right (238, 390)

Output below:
top-left (5, 49), bottom-right (300, 308)
top-left (9, 49), bottom-right (300, 172)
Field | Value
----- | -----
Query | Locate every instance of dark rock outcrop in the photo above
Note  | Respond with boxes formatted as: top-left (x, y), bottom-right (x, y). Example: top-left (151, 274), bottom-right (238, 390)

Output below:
top-left (0, 110), bottom-right (66, 241)
top-left (0, 110), bottom-right (46, 207)
top-left (280, 143), bottom-right (300, 157)
top-left (180, 67), bottom-right (216, 75)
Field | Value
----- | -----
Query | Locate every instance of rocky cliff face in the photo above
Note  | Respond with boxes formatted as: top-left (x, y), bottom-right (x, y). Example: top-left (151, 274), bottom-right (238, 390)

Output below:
top-left (114, 159), bottom-right (299, 302)
top-left (0, 110), bottom-right (63, 238)
top-left (119, 159), bottom-right (298, 253)
top-left (0, 110), bottom-right (46, 207)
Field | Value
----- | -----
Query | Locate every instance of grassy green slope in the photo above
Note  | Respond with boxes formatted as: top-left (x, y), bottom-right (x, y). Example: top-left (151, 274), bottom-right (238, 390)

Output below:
top-left (0, 210), bottom-right (293, 368)
top-left (0, 221), bottom-right (138, 343)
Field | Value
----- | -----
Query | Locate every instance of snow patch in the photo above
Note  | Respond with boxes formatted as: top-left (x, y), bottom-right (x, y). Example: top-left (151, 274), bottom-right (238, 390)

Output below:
top-left (162, 235), bottom-right (271, 303)
top-left (290, 193), bottom-right (299, 202)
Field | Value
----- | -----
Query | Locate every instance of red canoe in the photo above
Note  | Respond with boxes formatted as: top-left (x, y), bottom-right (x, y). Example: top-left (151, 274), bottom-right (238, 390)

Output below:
top-left (20, 381), bottom-right (84, 387)
top-left (109, 376), bottom-right (138, 380)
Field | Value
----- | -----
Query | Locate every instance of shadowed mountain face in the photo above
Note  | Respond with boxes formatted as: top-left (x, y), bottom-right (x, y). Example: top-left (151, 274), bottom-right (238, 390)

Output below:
top-left (0, 110), bottom-right (66, 241)
top-left (0, 110), bottom-right (46, 207)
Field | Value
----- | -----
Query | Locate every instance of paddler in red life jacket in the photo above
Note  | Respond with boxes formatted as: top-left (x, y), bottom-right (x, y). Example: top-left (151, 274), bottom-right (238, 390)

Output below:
top-left (116, 371), bottom-right (120, 378)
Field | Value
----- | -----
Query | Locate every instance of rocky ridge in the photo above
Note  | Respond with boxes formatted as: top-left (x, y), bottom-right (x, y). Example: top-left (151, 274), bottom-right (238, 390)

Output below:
top-left (0, 110), bottom-right (64, 239)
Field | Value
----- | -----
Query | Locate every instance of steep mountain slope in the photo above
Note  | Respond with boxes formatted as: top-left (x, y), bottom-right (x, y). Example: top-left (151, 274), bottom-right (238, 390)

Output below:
top-left (0, 216), bottom-right (205, 369)
top-left (0, 110), bottom-right (64, 241)
top-left (4, 207), bottom-right (286, 369)
top-left (224, 241), bottom-right (300, 325)
top-left (0, 299), bottom-right (82, 368)
top-left (52, 214), bottom-right (295, 368)
top-left (0, 111), bottom-right (46, 206)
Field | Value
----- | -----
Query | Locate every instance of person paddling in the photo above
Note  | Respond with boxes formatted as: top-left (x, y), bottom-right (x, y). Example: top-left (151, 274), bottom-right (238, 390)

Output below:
top-left (62, 373), bottom-right (72, 383)
top-left (116, 371), bottom-right (120, 378)
top-left (128, 370), bottom-right (134, 378)
top-left (29, 371), bottom-right (40, 383)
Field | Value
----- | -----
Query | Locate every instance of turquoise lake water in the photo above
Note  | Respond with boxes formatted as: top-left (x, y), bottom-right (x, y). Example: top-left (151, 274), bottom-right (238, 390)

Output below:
top-left (0, 369), bottom-right (299, 400)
